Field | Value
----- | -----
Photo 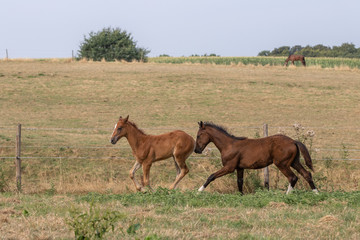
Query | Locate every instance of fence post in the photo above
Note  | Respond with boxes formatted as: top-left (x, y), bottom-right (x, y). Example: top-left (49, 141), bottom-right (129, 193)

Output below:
top-left (263, 123), bottom-right (269, 190)
top-left (15, 124), bottom-right (22, 192)
top-left (6, 49), bottom-right (8, 60)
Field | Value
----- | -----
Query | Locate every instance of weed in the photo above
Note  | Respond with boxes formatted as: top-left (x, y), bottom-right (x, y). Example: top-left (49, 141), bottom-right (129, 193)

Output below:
top-left (292, 123), bottom-right (315, 157)
top-left (144, 234), bottom-right (162, 240)
top-left (127, 223), bottom-right (141, 235)
top-left (0, 167), bottom-right (10, 192)
top-left (253, 131), bottom-right (260, 139)
top-left (244, 170), bottom-right (262, 193)
top-left (0, 134), bottom-right (11, 141)
top-left (324, 156), bottom-right (333, 169)
top-left (45, 181), bottom-right (56, 195)
top-left (66, 202), bottom-right (126, 239)
top-left (340, 143), bottom-right (350, 160)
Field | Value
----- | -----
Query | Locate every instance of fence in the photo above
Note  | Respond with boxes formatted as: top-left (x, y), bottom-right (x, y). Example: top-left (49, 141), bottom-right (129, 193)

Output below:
top-left (1, 123), bottom-right (360, 192)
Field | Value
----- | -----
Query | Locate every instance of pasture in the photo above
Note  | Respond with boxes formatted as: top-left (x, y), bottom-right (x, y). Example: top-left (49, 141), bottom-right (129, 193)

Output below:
top-left (0, 59), bottom-right (359, 239)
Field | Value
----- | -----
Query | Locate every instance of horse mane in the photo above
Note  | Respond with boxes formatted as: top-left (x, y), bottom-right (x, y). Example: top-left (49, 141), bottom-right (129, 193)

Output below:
top-left (203, 122), bottom-right (247, 140)
top-left (128, 121), bottom-right (146, 135)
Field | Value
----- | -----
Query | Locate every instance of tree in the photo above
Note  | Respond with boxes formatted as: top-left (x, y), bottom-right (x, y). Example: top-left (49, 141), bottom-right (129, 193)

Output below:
top-left (290, 45), bottom-right (303, 55)
top-left (269, 46), bottom-right (290, 56)
top-left (78, 27), bottom-right (150, 62)
top-left (258, 50), bottom-right (270, 56)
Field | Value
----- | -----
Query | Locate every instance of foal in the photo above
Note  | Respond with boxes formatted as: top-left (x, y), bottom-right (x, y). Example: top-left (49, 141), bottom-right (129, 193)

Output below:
top-left (110, 115), bottom-right (195, 191)
top-left (194, 121), bottom-right (318, 194)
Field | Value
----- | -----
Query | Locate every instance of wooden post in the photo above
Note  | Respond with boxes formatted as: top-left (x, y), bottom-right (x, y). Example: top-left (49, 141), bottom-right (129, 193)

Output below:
top-left (263, 123), bottom-right (269, 190)
top-left (15, 124), bottom-right (22, 191)
top-left (6, 49), bottom-right (8, 60)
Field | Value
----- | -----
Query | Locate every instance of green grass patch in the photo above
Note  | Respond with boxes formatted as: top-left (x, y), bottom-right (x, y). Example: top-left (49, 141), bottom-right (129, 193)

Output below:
top-left (76, 188), bottom-right (360, 208)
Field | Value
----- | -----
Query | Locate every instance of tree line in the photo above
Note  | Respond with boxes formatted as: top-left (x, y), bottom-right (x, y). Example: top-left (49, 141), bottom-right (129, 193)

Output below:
top-left (258, 43), bottom-right (360, 58)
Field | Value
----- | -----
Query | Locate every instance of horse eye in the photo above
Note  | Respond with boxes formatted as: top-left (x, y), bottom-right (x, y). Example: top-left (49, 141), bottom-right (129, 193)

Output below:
top-left (118, 127), bottom-right (122, 131)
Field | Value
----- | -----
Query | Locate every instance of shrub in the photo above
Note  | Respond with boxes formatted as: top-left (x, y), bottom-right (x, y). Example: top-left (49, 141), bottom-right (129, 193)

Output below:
top-left (78, 27), bottom-right (150, 62)
top-left (66, 202), bottom-right (125, 239)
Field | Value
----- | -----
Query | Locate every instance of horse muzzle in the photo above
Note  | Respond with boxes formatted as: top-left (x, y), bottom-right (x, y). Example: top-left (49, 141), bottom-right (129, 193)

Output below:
top-left (110, 137), bottom-right (118, 145)
top-left (194, 148), bottom-right (202, 154)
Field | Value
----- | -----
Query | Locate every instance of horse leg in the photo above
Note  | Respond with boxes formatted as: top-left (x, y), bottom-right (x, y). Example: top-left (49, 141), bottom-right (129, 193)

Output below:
top-left (276, 166), bottom-right (298, 194)
top-left (173, 156), bottom-right (181, 176)
top-left (198, 165), bottom-right (235, 192)
top-left (291, 160), bottom-right (318, 194)
top-left (129, 161), bottom-right (142, 191)
top-left (142, 160), bottom-right (153, 191)
top-left (170, 155), bottom-right (189, 189)
top-left (236, 168), bottom-right (244, 194)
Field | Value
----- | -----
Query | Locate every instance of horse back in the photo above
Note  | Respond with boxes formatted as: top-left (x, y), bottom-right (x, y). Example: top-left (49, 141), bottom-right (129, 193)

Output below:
top-left (235, 135), bottom-right (297, 169)
top-left (146, 130), bottom-right (195, 160)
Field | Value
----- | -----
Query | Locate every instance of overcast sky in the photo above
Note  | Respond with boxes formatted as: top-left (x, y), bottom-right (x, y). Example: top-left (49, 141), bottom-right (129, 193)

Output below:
top-left (1, 0), bottom-right (359, 58)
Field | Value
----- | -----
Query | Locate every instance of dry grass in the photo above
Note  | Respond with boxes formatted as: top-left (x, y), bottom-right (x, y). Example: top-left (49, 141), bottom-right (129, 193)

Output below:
top-left (0, 60), bottom-right (360, 194)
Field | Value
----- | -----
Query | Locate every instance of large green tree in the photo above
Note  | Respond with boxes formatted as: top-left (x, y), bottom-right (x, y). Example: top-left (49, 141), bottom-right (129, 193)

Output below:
top-left (78, 27), bottom-right (150, 62)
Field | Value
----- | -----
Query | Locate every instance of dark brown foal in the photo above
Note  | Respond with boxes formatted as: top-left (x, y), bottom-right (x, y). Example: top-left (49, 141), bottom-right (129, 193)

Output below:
top-left (194, 121), bottom-right (318, 194)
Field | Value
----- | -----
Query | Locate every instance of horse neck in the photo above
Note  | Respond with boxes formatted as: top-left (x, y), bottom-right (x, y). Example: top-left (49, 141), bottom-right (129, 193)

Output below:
top-left (207, 127), bottom-right (233, 152)
top-left (125, 124), bottom-right (147, 152)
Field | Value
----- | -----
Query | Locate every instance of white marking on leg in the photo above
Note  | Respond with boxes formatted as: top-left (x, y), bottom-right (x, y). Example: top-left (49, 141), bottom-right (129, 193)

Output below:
top-left (286, 184), bottom-right (293, 194)
top-left (198, 186), bottom-right (205, 192)
top-left (312, 189), bottom-right (319, 194)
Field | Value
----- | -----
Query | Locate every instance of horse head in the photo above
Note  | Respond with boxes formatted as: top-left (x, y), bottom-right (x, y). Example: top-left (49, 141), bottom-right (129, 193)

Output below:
top-left (110, 115), bottom-right (129, 144)
top-left (194, 121), bottom-right (211, 154)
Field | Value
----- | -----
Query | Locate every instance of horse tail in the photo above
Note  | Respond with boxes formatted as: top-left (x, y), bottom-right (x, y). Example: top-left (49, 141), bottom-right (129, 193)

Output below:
top-left (295, 141), bottom-right (314, 171)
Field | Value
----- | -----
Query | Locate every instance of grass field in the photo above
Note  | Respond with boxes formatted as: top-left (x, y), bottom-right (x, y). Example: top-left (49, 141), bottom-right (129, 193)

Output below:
top-left (0, 189), bottom-right (359, 239)
top-left (0, 58), bottom-right (360, 239)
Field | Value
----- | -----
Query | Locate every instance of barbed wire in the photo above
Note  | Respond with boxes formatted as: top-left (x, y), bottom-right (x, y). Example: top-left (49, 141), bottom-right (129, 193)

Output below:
top-left (1, 125), bottom-right (360, 131)
top-left (1, 125), bottom-right (360, 161)
top-left (2, 145), bottom-right (360, 152)
top-left (1, 155), bottom-right (359, 161)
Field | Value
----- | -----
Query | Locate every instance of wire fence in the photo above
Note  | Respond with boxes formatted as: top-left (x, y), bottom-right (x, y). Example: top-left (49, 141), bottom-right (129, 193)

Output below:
top-left (1, 124), bottom-right (360, 161)
top-left (1, 124), bottom-right (359, 193)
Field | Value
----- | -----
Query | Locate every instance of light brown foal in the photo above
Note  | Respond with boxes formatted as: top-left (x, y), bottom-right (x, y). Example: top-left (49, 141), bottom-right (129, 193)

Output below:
top-left (110, 115), bottom-right (195, 191)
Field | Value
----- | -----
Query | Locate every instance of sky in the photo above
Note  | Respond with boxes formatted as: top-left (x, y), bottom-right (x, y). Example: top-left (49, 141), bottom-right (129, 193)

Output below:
top-left (1, 0), bottom-right (360, 58)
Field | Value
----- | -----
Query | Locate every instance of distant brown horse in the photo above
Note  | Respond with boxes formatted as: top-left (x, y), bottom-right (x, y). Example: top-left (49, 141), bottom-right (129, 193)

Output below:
top-left (110, 115), bottom-right (195, 191)
top-left (284, 54), bottom-right (306, 66)
top-left (194, 121), bottom-right (318, 194)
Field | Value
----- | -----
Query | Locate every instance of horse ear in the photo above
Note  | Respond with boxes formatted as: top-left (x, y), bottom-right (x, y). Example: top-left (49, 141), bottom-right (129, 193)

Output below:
top-left (198, 121), bottom-right (204, 128)
top-left (119, 115), bottom-right (122, 120)
top-left (124, 115), bottom-right (129, 123)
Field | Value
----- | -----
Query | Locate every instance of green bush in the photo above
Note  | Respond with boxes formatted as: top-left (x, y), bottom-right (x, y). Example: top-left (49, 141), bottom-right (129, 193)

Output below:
top-left (78, 27), bottom-right (150, 62)
top-left (66, 202), bottom-right (125, 239)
